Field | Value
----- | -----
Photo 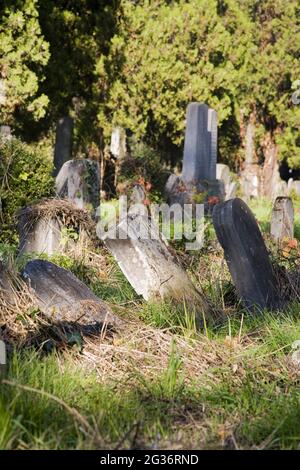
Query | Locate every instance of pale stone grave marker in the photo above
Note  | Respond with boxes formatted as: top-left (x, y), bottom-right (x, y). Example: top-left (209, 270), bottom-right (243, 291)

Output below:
top-left (100, 213), bottom-right (218, 326)
top-left (270, 196), bottom-right (294, 243)
top-left (56, 159), bottom-right (100, 214)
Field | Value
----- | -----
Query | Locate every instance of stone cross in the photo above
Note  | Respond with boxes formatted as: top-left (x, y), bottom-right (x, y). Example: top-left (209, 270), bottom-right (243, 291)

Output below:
top-left (213, 198), bottom-right (280, 311)
top-left (270, 197), bottom-right (294, 243)
top-left (55, 159), bottom-right (100, 214)
top-left (53, 116), bottom-right (74, 176)
top-left (182, 102), bottom-right (218, 184)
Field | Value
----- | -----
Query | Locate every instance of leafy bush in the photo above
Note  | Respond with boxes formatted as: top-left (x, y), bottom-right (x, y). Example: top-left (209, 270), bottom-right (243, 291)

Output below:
top-left (0, 137), bottom-right (54, 244)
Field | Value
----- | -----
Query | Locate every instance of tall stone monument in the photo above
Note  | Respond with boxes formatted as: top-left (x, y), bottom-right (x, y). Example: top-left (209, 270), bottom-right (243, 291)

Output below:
top-left (165, 103), bottom-right (223, 211)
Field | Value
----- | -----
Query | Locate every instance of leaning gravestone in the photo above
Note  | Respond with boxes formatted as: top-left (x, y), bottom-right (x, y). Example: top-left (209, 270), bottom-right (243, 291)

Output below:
top-left (213, 198), bottom-right (280, 311)
top-left (165, 103), bottom-right (223, 209)
top-left (53, 116), bottom-right (74, 176)
top-left (100, 213), bottom-right (217, 326)
top-left (271, 197), bottom-right (294, 243)
top-left (56, 159), bottom-right (100, 215)
top-left (22, 260), bottom-right (121, 328)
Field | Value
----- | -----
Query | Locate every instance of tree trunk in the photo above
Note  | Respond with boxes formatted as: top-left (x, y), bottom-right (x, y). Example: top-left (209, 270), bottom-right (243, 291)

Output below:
top-left (262, 132), bottom-right (280, 198)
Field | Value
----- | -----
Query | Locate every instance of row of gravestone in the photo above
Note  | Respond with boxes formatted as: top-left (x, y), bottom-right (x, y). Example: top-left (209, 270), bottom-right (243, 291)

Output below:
top-left (12, 196), bottom-right (290, 334)
top-left (4, 100), bottom-right (295, 348)
top-left (14, 101), bottom-right (297, 332)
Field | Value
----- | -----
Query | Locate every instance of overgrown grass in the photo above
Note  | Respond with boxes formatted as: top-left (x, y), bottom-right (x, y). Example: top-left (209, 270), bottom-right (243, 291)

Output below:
top-left (2, 308), bottom-right (300, 449)
top-left (1, 198), bottom-right (300, 449)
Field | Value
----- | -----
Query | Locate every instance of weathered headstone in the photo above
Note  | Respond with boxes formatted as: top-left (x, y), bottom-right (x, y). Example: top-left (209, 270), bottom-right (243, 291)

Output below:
top-left (216, 163), bottom-right (237, 201)
top-left (56, 159), bottom-right (100, 214)
top-left (165, 103), bottom-right (223, 210)
top-left (240, 164), bottom-right (261, 200)
top-left (213, 198), bottom-right (280, 311)
top-left (271, 197), bottom-right (294, 243)
top-left (182, 103), bottom-right (217, 183)
top-left (130, 184), bottom-right (146, 205)
top-left (100, 213), bottom-right (216, 326)
top-left (272, 179), bottom-right (288, 200)
top-left (17, 199), bottom-right (95, 257)
top-left (0, 125), bottom-right (12, 140)
top-left (22, 260), bottom-right (121, 328)
top-left (110, 127), bottom-right (126, 160)
top-left (53, 116), bottom-right (74, 176)
top-left (18, 216), bottom-right (62, 256)
top-left (288, 178), bottom-right (300, 196)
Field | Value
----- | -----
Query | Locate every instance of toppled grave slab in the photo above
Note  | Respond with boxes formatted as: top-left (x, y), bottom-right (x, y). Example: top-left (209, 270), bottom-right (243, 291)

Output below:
top-left (213, 198), bottom-right (281, 311)
top-left (100, 213), bottom-right (219, 326)
top-left (22, 259), bottom-right (121, 328)
top-left (17, 198), bottom-right (95, 256)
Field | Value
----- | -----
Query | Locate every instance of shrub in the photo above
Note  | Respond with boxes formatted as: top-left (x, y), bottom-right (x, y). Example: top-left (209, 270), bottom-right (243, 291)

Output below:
top-left (0, 137), bottom-right (54, 244)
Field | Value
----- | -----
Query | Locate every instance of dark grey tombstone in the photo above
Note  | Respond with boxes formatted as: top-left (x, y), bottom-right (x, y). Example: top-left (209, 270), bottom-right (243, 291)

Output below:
top-left (213, 198), bottom-right (280, 311)
top-left (182, 102), bottom-right (217, 184)
top-left (271, 197), bottom-right (294, 242)
top-left (53, 116), bottom-right (74, 176)
top-left (22, 260), bottom-right (121, 328)
top-left (56, 159), bottom-right (100, 214)
top-left (165, 103), bottom-right (222, 211)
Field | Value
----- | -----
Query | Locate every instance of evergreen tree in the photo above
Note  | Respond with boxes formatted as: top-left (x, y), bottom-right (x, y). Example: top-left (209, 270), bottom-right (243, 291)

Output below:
top-left (0, 0), bottom-right (49, 125)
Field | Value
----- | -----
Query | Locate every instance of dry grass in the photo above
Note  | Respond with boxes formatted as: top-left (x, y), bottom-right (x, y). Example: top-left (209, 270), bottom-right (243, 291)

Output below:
top-left (17, 198), bottom-right (96, 238)
top-left (0, 261), bottom-right (39, 343)
top-left (80, 322), bottom-right (224, 385)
